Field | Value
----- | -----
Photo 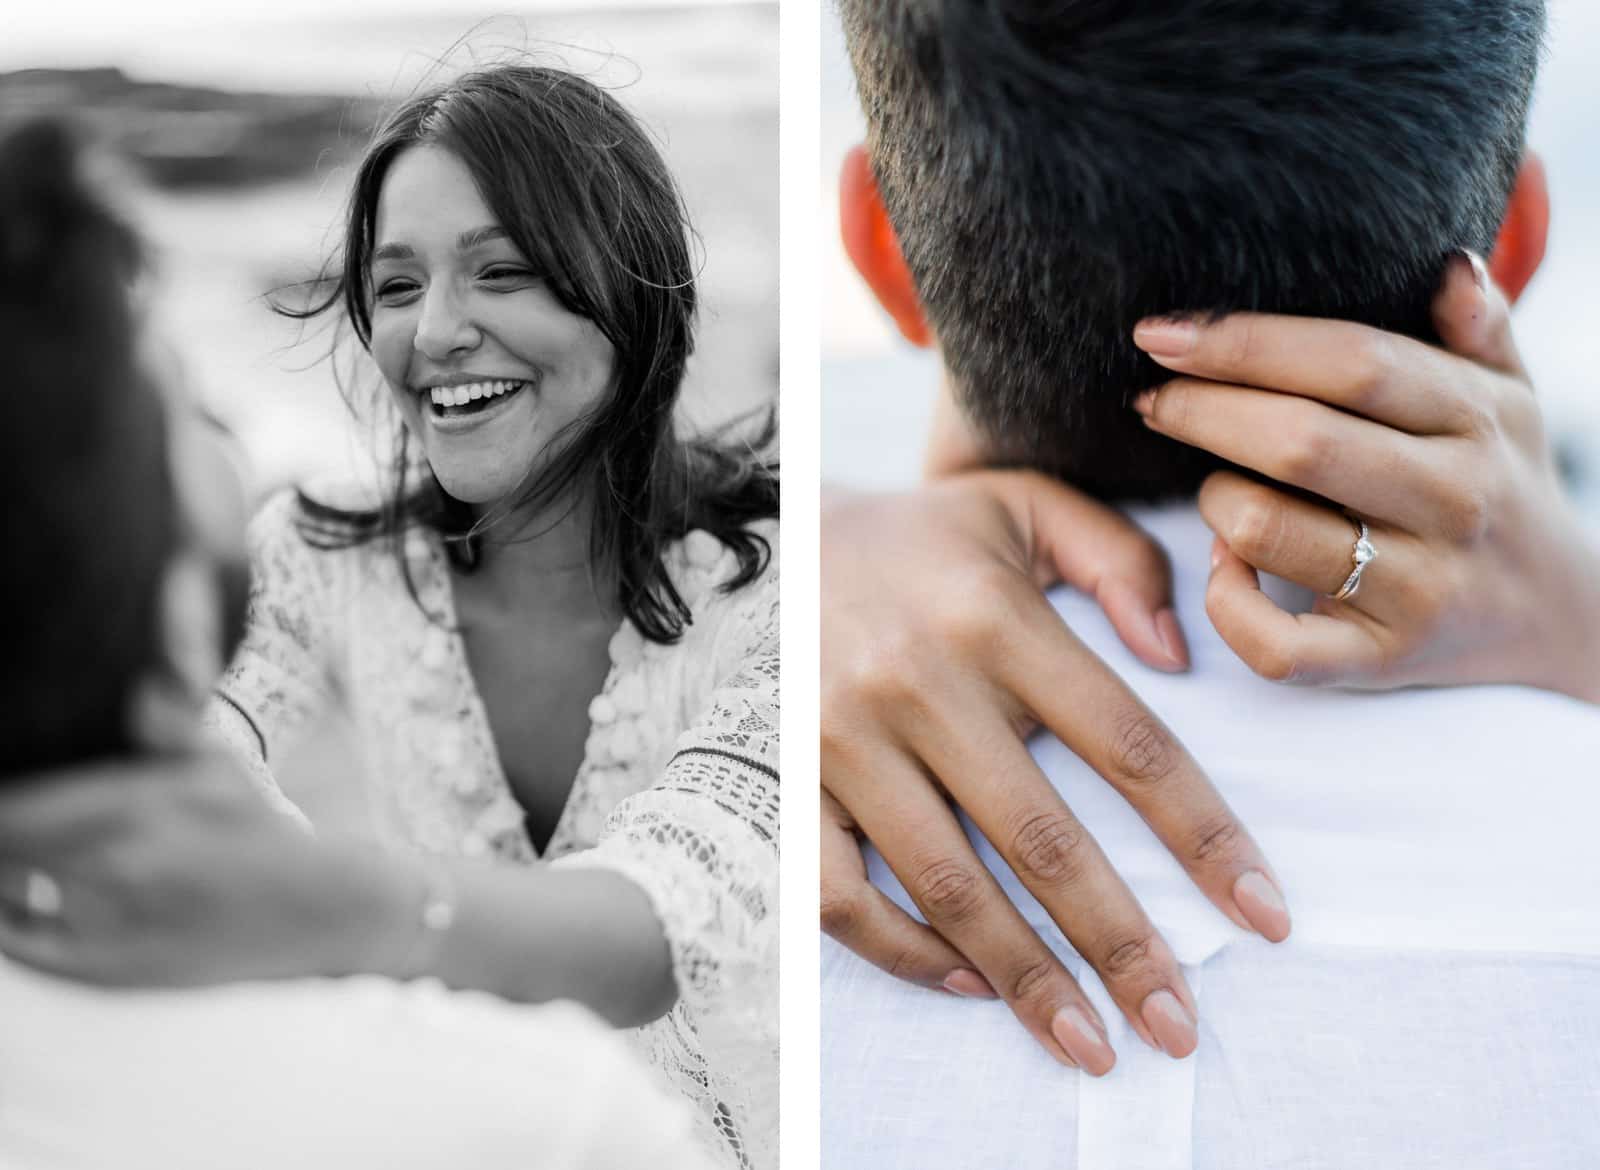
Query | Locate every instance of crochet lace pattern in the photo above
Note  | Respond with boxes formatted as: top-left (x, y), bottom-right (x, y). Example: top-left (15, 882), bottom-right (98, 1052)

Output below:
top-left (206, 492), bottom-right (779, 1170)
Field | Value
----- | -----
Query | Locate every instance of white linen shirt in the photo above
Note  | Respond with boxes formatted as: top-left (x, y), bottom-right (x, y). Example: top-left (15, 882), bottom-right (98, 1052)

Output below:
top-left (0, 961), bottom-right (709, 1170)
top-left (822, 503), bottom-right (1600, 1169)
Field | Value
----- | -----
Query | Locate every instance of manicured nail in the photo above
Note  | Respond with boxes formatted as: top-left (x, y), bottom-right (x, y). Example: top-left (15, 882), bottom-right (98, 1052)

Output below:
top-left (1233, 870), bottom-right (1292, 942)
top-left (1140, 989), bottom-right (1198, 1058)
top-left (943, 968), bottom-right (998, 999)
top-left (1154, 607), bottom-right (1189, 670)
top-left (1134, 317), bottom-right (1198, 358)
top-left (1462, 248), bottom-right (1490, 293)
top-left (1051, 1005), bottom-right (1116, 1076)
top-left (1131, 389), bottom-right (1157, 416)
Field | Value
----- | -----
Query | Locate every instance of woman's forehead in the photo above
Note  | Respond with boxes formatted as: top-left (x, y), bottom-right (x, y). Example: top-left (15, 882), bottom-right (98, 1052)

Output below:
top-left (372, 144), bottom-right (504, 254)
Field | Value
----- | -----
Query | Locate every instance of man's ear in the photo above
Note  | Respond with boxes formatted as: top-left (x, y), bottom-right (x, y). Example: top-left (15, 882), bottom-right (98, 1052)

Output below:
top-left (839, 145), bottom-right (934, 347)
top-left (1489, 151), bottom-right (1549, 304)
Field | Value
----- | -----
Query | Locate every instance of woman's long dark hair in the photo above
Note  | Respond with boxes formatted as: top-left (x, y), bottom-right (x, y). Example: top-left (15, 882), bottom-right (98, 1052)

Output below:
top-left (284, 64), bottom-right (776, 643)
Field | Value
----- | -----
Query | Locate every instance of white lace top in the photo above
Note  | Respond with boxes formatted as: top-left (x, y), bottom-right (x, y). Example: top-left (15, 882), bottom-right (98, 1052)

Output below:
top-left (205, 490), bottom-right (778, 1170)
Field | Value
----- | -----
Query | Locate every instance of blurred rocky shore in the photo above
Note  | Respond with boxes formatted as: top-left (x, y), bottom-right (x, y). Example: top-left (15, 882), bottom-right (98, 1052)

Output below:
top-left (0, 67), bottom-right (381, 187)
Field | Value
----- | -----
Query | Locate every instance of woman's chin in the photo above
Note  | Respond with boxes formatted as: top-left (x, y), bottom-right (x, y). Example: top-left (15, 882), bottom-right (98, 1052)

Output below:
top-left (429, 466), bottom-right (528, 505)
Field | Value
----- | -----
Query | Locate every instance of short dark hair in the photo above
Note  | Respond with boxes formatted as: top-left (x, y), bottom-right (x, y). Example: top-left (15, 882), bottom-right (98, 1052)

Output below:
top-left (288, 64), bottom-right (776, 643)
top-left (0, 119), bottom-right (177, 775)
top-left (840, 0), bottom-right (1545, 500)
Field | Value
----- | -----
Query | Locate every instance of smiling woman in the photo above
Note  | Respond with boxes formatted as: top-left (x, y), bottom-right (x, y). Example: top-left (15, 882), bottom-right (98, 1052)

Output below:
top-left (367, 145), bottom-right (617, 506)
top-left (0, 60), bottom-right (778, 1170)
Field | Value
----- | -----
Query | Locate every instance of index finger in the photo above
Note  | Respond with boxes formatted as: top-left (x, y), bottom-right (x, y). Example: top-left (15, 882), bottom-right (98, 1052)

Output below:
top-left (994, 586), bottom-right (1292, 945)
top-left (1132, 310), bottom-right (1486, 436)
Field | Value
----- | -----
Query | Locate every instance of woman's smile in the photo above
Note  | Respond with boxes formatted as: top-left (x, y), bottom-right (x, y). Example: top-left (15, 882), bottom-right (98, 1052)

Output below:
top-left (419, 375), bottom-right (537, 435)
top-left (369, 143), bottom-right (616, 505)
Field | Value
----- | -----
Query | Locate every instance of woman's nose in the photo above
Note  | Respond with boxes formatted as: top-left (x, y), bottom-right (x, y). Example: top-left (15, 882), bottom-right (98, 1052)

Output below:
top-left (413, 284), bottom-right (481, 359)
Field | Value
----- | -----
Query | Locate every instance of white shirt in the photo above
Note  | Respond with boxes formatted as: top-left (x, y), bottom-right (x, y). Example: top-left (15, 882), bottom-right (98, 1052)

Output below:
top-left (0, 961), bottom-right (710, 1170)
top-left (822, 503), bottom-right (1600, 1169)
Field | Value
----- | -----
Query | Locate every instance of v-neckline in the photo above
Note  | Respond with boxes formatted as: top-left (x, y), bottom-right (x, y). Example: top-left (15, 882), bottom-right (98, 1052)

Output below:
top-left (428, 536), bottom-right (632, 862)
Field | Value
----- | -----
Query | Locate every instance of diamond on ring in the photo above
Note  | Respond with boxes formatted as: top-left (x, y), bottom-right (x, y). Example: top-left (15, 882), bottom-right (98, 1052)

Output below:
top-left (1332, 516), bottom-right (1376, 601)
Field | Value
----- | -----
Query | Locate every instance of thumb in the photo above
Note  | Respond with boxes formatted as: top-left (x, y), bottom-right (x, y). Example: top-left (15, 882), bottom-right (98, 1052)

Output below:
top-left (992, 470), bottom-right (1188, 672)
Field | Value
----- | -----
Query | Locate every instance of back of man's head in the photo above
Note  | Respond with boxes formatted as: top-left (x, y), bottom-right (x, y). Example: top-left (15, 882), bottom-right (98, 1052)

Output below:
top-left (840, 0), bottom-right (1546, 500)
top-left (0, 119), bottom-right (177, 776)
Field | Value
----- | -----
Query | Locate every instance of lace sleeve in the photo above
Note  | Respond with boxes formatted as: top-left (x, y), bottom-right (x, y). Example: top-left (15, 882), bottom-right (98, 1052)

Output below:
top-left (554, 563), bottom-right (779, 1158)
top-left (203, 490), bottom-right (341, 816)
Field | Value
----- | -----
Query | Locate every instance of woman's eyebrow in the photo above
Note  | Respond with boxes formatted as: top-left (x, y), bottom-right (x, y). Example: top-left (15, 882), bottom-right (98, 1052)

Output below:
top-left (457, 226), bottom-right (509, 250)
top-left (369, 228), bottom-right (508, 265)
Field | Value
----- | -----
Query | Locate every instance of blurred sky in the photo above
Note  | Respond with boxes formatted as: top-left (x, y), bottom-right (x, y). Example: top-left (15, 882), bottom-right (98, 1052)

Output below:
top-left (821, 0), bottom-right (1600, 520)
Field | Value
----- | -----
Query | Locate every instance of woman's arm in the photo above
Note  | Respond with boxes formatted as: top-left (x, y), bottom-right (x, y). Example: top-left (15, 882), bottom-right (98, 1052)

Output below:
top-left (0, 556), bottom-right (781, 1034)
top-left (0, 757), bottom-right (671, 1026)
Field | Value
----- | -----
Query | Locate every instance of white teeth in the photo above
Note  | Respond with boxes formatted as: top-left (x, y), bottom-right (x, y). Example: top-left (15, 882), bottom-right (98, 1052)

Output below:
top-left (426, 380), bottom-right (525, 409)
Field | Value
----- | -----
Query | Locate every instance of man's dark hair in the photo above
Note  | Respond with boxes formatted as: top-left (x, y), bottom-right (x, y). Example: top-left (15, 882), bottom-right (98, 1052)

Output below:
top-left (840, 0), bottom-right (1546, 500)
top-left (0, 119), bottom-right (178, 775)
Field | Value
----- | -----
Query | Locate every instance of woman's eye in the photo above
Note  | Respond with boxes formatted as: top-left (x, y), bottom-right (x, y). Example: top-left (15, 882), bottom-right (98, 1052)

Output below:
top-left (479, 266), bottom-right (536, 288)
top-left (373, 279), bottom-right (420, 305)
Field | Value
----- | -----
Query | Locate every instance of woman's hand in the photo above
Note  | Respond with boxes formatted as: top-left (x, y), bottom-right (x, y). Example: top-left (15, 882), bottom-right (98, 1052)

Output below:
top-left (1133, 254), bottom-right (1600, 701)
top-left (822, 472), bottom-right (1290, 1075)
top-left (0, 756), bottom-right (675, 1025)
top-left (0, 754), bottom-right (409, 986)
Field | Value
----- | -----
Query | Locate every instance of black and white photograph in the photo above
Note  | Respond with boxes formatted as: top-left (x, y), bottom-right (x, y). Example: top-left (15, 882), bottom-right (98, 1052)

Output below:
top-left (0, 3), bottom-right (776, 1168)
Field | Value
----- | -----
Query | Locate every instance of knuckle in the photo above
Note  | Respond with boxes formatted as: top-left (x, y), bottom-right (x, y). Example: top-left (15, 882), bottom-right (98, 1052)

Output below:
top-left (1098, 932), bottom-right (1157, 980)
top-left (1187, 815), bottom-right (1244, 867)
top-left (1439, 483), bottom-right (1491, 544)
top-left (883, 947), bottom-right (926, 984)
top-left (1007, 810), bottom-right (1089, 887)
top-left (837, 632), bottom-right (923, 710)
top-left (911, 858), bottom-right (986, 927)
top-left (818, 885), bottom-right (864, 941)
top-left (1273, 427), bottom-right (1333, 483)
top-left (1346, 331), bottom-right (1395, 406)
top-left (1157, 380), bottom-right (1196, 434)
top-left (1221, 316), bottom-right (1261, 370)
top-left (1003, 956), bottom-right (1058, 1005)
top-left (1227, 498), bottom-right (1286, 565)
top-left (1251, 641), bottom-right (1301, 684)
top-left (1106, 538), bottom-right (1170, 593)
top-left (1107, 709), bottom-right (1179, 788)
top-left (936, 565), bottom-right (1016, 650)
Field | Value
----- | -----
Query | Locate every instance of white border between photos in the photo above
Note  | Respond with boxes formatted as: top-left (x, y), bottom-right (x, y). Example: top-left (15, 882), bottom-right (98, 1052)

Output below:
top-left (778, 0), bottom-right (822, 1166)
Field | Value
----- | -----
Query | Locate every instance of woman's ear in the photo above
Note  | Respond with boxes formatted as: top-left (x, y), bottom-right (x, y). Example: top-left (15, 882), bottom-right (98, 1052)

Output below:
top-left (1489, 151), bottom-right (1549, 304)
top-left (839, 145), bottom-right (934, 347)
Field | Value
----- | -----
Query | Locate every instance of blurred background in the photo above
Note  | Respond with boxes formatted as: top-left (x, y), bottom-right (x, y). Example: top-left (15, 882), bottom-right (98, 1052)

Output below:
top-left (1, 0), bottom-right (774, 825)
top-left (821, 0), bottom-right (1600, 526)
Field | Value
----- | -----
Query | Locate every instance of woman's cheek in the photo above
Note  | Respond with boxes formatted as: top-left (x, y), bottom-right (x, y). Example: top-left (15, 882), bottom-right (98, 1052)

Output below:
top-left (369, 312), bottom-right (415, 407)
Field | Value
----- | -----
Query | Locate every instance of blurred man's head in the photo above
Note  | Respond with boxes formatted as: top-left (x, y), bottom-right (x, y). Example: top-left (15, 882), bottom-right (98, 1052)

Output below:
top-left (838, 0), bottom-right (1548, 500)
top-left (0, 119), bottom-right (248, 777)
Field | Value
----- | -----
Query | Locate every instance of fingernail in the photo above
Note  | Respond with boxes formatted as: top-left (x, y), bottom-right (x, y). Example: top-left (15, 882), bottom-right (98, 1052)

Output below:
top-left (1140, 989), bottom-right (1198, 1058)
top-left (1154, 607), bottom-right (1189, 670)
top-left (1461, 248), bottom-right (1490, 293)
top-left (1134, 317), bottom-right (1197, 358)
top-left (943, 968), bottom-right (998, 999)
top-left (1051, 1005), bottom-right (1116, 1077)
top-left (1131, 389), bottom-right (1157, 417)
top-left (1233, 870), bottom-right (1292, 942)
